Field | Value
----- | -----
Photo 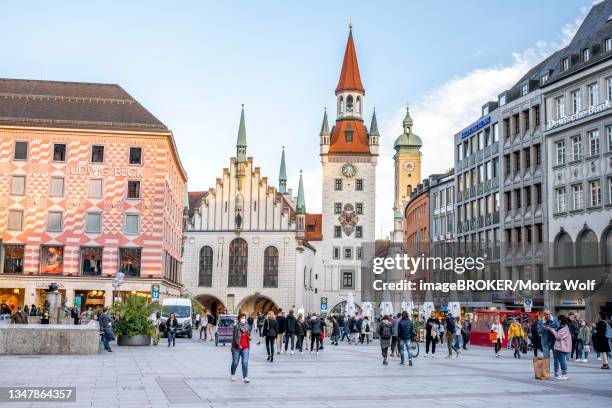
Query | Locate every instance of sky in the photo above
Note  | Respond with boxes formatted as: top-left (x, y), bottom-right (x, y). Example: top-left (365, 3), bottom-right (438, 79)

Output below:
top-left (0, 0), bottom-right (598, 237)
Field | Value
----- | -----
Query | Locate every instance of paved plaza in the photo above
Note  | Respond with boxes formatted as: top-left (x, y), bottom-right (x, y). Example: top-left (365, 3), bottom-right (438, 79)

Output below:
top-left (1, 336), bottom-right (611, 408)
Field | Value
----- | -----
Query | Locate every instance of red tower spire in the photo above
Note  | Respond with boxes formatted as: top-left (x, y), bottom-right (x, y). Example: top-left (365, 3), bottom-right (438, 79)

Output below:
top-left (335, 27), bottom-right (365, 95)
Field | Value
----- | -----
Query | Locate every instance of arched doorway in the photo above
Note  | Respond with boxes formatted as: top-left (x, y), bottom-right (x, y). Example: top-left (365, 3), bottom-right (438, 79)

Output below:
top-left (236, 294), bottom-right (279, 317)
top-left (194, 294), bottom-right (226, 318)
top-left (330, 301), bottom-right (362, 315)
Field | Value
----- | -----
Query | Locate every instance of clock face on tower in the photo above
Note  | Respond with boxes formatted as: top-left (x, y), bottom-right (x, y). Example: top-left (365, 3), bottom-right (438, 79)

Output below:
top-left (341, 162), bottom-right (357, 178)
top-left (403, 161), bottom-right (416, 173)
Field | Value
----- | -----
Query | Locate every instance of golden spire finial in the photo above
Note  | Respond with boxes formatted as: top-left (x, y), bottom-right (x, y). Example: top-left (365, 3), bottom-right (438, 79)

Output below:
top-left (349, 18), bottom-right (352, 30)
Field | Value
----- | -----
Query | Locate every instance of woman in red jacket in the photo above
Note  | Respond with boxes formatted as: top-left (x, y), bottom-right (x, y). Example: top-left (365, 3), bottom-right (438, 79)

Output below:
top-left (231, 312), bottom-right (252, 383)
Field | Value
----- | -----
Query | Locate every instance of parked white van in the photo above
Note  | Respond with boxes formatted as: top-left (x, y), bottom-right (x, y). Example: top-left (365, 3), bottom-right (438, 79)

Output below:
top-left (161, 298), bottom-right (193, 338)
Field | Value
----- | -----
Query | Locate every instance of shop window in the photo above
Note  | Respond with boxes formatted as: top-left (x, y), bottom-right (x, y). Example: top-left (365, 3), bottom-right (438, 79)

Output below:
top-left (129, 147), bottom-right (143, 165)
top-left (3, 244), bottom-right (24, 274)
top-left (119, 248), bottom-right (141, 277)
top-left (127, 180), bottom-right (141, 199)
top-left (41, 246), bottom-right (64, 275)
top-left (81, 247), bottom-right (102, 276)
top-left (91, 145), bottom-right (104, 163)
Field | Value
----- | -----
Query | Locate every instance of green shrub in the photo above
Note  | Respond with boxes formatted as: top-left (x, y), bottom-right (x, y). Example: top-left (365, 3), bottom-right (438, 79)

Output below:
top-left (110, 295), bottom-right (162, 337)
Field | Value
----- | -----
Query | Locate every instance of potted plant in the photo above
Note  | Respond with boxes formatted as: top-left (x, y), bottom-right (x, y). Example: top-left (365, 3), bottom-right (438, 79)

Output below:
top-left (111, 295), bottom-right (161, 346)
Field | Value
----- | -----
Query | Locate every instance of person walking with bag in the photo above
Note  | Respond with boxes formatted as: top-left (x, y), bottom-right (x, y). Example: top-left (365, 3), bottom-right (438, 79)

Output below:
top-left (262, 311), bottom-right (277, 362)
top-left (491, 316), bottom-right (505, 358)
top-left (578, 319), bottom-right (591, 362)
top-left (378, 315), bottom-right (393, 365)
top-left (508, 317), bottom-right (525, 359)
top-left (230, 313), bottom-right (252, 383)
top-left (425, 311), bottom-right (439, 358)
top-left (360, 316), bottom-right (372, 345)
top-left (166, 313), bottom-right (179, 347)
top-left (594, 312), bottom-right (611, 369)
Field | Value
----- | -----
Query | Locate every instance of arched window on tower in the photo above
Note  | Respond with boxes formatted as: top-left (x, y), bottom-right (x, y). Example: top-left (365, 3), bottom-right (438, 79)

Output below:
top-left (339, 96), bottom-right (344, 113)
top-left (198, 246), bottom-right (213, 287)
top-left (345, 125), bottom-right (353, 142)
top-left (346, 95), bottom-right (354, 112)
top-left (228, 238), bottom-right (248, 287)
top-left (263, 246), bottom-right (279, 288)
top-left (407, 185), bottom-right (412, 197)
top-left (577, 228), bottom-right (598, 266)
top-left (356, 96), bottom-right (361, 113)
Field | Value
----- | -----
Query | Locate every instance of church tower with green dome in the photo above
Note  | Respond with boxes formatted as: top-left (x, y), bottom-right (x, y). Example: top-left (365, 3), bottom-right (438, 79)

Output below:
top-left (392, 107), bottom-right (423, 242)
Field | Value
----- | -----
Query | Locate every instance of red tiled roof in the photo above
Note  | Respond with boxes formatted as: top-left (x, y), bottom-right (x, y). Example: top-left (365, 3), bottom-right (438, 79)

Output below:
top-left (305, 214), bottom-right (322, 241)
top-left (335, 30), bottom-right (364, 95)
top-left (328, 120), bottom-right (370, 154)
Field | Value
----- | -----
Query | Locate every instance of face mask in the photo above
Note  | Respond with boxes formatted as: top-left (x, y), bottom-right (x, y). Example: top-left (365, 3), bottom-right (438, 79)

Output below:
top-left (311, 316), bottom-right (316, 320)
top-left (240, 318), bottom-right (246, 324)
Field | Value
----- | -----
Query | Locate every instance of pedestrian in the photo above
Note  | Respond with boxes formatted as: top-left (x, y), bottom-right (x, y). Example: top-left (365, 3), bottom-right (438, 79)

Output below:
top-left (508, 317), bottom-right (525, 359)
top-left (530, 317), bottom-right (542, 357)
top-left (491, 315), bottom-right (504, 358)
top-left (24, 304), bottom-right (30, 316)
top-left (275, 309), bottom-right (286, 355)
top-left (31, 304), bottom-right (38, 316)
top-left (425, 311), bottom-right (439, 358)
top-left (200, 311), bottom-right (208, 341)
top-left (11, 306), bottom-right (28, 324)
top-left (338, 314), bottom-right (345, 341)
top-left (594, 312), bottom-right (610, 369)
top-left (308, 313), bottom-right (323, 354)
top-left (378, 315), bottom-right (393, 365)
top-left (536, 309), bottom-right (559, 371)
top-left (461, 317), bottom-right (471, 350)
top-left (195, 312), bottom-right (201, 331)
top-left (73, 308), bottom-right (82, 325)
top-left (341, 316), bottom-right (350, 342)
top-left (330, 316), bottom-right (340, 345)
top-left (360, 316), bottom-right (372, 345)
top-left (230, 313), bottom-right (252, 383)
top-left (445, 313), bottom-right (460, 358)
top-left (256, 311), bottom-right (265, 345)
top-left (166, 312), bottom-right (179, 347)
top-left (85, 307), bottom-right (92, 320)
top-left (207, 311), bottom-right (216, 341)
top-left (348, 316), bottom-right (359, 344)
top-left (568, 313), bottom-right (580, 360)
top-left (98, 308), bottom-right (115, 352)
top-left (397, 311), bottom-right (414, 367)
top-left (578, 319), bottom-right (591, 362)
top-left (40, 309), bottom-right (50, 325)
top-left (391, 313), bottom-right (400, 356)
top-left (547, 314), bottom-right (571, 379)
top-left (454, 316), bottom-right (462, 351)
top-left (262, 311), bottom-right (277, 362)
top-left (284, 309), bottom-right (297, 354)
top-left (296, 313), bottom-right (307, 353)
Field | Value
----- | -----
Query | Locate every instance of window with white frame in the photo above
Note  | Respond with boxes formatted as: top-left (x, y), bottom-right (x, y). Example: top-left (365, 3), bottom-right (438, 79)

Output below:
top-left (609, 177), bottom-right (612, 204)
top-left (571, 135), bottom-right (582, 161)
top-left (572, 184), bottom-right (583, 210)
top-left (87, 179), bottom-right (103, 198)
top-left (49, 177), bottom-right (65, 197)
top-left (588, 83), bottom-right (599, 107)
top-left (10, 175), bottom-right (25, 196)
top-left (332, 247), bottom-right (340, 260)
top-left (571, 89), bottom-right (581, 113)
top-left (607, 77), bottom-right (612, 101)
top-left (590, 180), bottom-right (601, 207)
top-left (7, 210), bottom-right (24, 231)
top-left (582, 48), bottom-right (590, 62)
top-left (561, 58), bottom-right (569, 71)
top-left (124, 214), bottom-right (139, 235)
top-left (556, 188), bottom-right (567, 213)
top-left (606, 38), bottom-right (612, 52)
top-left (588, 130), bottom-right (600, 156)
top-left (521, 84), bottom-right (528, 96)
top-left (356, 247), bottom-right (362, 260)
top-left (85, 212), bottom-right (102, 233)
top-left (555, 96), bottom-right (565, 119)
top-left (608, 125), bottom-right (612, 152)
top-left (556, 140), bottom-right (566, 165)
top-left (47, 211), bottom-right (63, 232)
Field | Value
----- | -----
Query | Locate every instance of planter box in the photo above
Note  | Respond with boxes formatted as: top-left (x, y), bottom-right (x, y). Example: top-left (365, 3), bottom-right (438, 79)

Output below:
top-left (117, 334), bottom-right (151, 346)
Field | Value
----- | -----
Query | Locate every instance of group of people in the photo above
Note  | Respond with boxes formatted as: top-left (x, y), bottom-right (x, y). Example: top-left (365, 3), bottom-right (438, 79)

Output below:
top-left (194, 311), bottom-right (216, 342)
top-left (422, 311), bottom-right (471, 358)
top-left (489, 310), bottom-right (611, 379)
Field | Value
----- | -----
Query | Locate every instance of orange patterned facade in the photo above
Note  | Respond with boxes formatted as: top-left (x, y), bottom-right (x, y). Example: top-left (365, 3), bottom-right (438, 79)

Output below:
top-left (0, 79), bottom-right (186, 311)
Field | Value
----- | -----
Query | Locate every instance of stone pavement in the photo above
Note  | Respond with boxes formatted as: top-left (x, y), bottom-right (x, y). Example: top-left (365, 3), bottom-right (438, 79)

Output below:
top-left (1, 335), bottom-right (611, 408)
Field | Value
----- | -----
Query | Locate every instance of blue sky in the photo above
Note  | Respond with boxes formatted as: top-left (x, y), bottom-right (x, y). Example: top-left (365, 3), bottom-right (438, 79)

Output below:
top-left (0, 0), bottom-right (597, 236)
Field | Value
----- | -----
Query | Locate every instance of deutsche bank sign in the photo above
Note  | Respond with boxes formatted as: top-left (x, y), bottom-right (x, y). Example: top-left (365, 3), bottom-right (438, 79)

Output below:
top-left (461, 116), bottom-right (491, 139)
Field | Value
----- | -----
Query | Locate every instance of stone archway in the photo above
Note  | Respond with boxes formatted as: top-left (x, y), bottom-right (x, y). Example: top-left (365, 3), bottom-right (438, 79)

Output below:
top-left (330, 301), bottom-right (362, 315)
top-left (236, 294), bottom-right (279, 317)
top-left (194, 294), bottom-right (226, 318)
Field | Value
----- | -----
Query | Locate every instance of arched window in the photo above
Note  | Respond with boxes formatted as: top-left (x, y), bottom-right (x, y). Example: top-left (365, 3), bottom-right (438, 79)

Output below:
top-left (228, 238), bottom-right (248, 287)
top-left (263, 246), bottom-right (279, 288)
top-left (407, 185), bottom-right (412, 196)
top-left (356, 96), bottom-right (361, 113)
top-left (577, 228), bottom-right (598, 266)
top-left (198, 246), bottom-right (213, 287)
top-left (346, 95), bottom-right (354, 112)
top-left (554, 231), bottom-right (573, 267)
top-left (339, 96), bottom-right (344, 113)
top-left (602, 227), bottom-right (612, 265)
top-left (309, 268), bottom-right (313, 288)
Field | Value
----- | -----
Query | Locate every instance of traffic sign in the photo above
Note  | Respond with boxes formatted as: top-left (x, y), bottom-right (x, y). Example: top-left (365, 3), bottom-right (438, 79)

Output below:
top-left (523, 298), bottom-right (532, 312)
top-left (320, 297), bottom-right (327, 311)
top-left (151, 284), bottom-right (160, 301)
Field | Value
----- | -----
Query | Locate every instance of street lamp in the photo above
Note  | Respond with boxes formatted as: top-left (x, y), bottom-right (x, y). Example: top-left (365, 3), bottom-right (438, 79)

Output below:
top-left (112, 272), bottom-right (125, 304)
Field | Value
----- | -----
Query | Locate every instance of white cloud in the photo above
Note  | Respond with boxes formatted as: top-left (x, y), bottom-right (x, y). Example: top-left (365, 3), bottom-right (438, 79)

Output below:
top-left (374, 7), bottom-right (589, 239)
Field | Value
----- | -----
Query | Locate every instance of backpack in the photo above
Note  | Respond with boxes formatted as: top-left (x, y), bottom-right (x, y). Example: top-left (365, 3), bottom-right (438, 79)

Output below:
top-left (380, 323), bottom-right (392, 339)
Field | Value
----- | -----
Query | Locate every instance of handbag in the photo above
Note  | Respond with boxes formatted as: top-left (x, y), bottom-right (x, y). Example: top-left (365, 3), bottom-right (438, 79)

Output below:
top-left (584, 344), bottom-right (591, 352)
top-left (489, 331), bottom-right (498, 341)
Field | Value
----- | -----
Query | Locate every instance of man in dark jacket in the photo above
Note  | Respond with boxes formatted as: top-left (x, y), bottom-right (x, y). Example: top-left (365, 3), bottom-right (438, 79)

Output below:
top-left (308, 313), bottom-right (323, 353)
top-left (348, 316), bottom-right (359, 344)
top-left (275, 309), bottom-right (286, 355)
top-left (98, 309), bottom-right (115, 352)
top-left (284, 309), bottom-right (297, 354)
top-left (568, 313), bottom-right (580, 360)
top-left (445, 313), bottom-right (460, 358)
top-left (11, 306), bottom-right (28, 324)
top-left (397, 311), bottom-right (414, 366)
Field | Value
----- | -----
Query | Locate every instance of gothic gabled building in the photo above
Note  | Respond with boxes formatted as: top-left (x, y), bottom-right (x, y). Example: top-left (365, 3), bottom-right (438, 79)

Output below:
top-left (182, 107), bottom-right (318, 315)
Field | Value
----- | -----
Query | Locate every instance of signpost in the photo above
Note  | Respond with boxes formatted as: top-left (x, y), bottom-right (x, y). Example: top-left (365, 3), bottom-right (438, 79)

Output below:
top-left (151, 284), bottom-right (160, 302)
top-left (320, 297), bottom-right (328, 312)
top-left (523, 298), bottom-right (532, 313)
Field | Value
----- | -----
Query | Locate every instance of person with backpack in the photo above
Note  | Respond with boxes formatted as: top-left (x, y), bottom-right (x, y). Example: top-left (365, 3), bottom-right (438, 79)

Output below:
top-left (296, 313), bottom-right (307, 353)
top-left (262, 311), bottom-right (277, 362)
top-left (594, 312), bottom-right (610, 369)
top-left (284, 309), bottom-right (297, 354)
top-left (397, 311), bottom-right (414, 367)
top-left (378, 315), bottom-right (393, 365)
top-left (360, 316), bottom-right (372, 345)
top-left (308, 313), bottom-right (323, 354)
top-left (425, 311), bottom-right (439, 357)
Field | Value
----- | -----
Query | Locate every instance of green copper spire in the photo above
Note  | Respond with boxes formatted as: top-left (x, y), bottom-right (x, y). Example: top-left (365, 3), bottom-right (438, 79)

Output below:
top-left (369, 107), bottom-right (380, 136)
top-left (402, 106), bottom-right (414, 130)
top-left (320, 108), bottom-right (329, 136)
top-left (236, 104), bottom-right (247, 163)
top-left (394, 106), bottom-right (422, 153)
top-left (296, 170), bottom-right (306, 214)
top-left (279, 146), bottom-right (287, 194)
